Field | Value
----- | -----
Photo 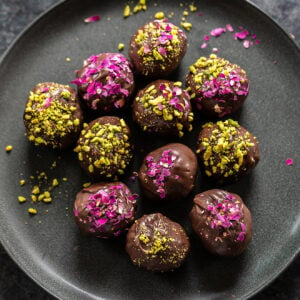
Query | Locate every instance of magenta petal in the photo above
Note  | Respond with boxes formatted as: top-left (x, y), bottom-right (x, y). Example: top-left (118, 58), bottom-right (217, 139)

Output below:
top-left (211, 27), bottom-right (226, 37)
top-left (201, 42), bottom-right (207, 49)
top-left (226, 24), bottom-right (234, 32)
top-left (204, 35), bottom-right (210, 41)
top-left (285, 158), bottom-right (294, 166)
top-left (84, 15), bottom-right (101, 23)
top-left (243, 40), bottom-right (250, 48)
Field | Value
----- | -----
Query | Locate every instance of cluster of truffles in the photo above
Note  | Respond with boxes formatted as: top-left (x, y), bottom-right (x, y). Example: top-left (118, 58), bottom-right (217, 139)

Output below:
top-left (22, 19), bottom-right (260, 272)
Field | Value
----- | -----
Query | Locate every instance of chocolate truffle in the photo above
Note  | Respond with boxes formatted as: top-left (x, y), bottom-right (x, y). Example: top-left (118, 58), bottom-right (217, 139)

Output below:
top-left (139, 143), bottom-right (198, 201)
top-left (74, 116), bottom-right (132, 179)
top-left (190, 189), bottom-right (252, 256)
top-left (126, 213), bottom-right (190, 272)
top-left (74, 182), bottom-right (138, 238)
top-left (23, 82), bottom-right (83, 149)
top-left (129, 20), bottom-right (187, 78)
top-left (186, 54), bottom-right (249, 117)
top-left (196, 119), bottom-right (260, 184)
top-left (71, 53), bottom-right (135, 113)
top-left (132, 80), bottom-right (193, 137)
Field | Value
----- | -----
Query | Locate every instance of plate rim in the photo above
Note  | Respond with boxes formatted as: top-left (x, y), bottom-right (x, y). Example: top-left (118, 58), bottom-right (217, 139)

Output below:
top-left (0, 0), bottom-right (299, 299)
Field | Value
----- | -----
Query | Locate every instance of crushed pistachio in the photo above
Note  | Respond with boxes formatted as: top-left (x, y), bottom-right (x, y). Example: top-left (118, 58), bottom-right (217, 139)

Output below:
top-left (19, 179), bottom-right (26, 186)
top-left (118, 43), bottom-right (125, 51)
top-left (5, 145), bottom-right (13, 152)
top-left (18, 196), bottom-right (26, 203)
top-left (28, 208), bottom-right (37, 215)
top-left (180, 22), bottom-right (192, 31)
top-left (154, 11), bottom-right (165, 19)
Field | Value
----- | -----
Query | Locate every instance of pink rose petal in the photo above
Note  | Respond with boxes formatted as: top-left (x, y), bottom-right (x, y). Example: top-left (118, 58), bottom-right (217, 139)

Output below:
top-left (204, 35), bottom-right (210, 41)
top-left (226, 24), bottom-right (234, 32)
top-left (201, 42), bottom-right (207, 48)
top-left (211, 27), bottom-right (226, 37)
top-left (234, 30), bottom-right (249, 40)
top-left (243, 40), bottom-right (250, 48)
top-left (286, 158), bottom-right (293, 166)
top-left (212, 47), bottom-right (218, 53)
top-left (84, 15), bottom-right (101, 23)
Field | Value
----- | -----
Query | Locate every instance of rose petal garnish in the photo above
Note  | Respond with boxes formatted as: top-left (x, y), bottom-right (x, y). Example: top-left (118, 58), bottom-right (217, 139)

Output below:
top-left (234, 30), bottom-right (249, 40)
top-left (201, 42), bottom-right (207, 49)
top-left (243, 40), bottom-right (250, 48)
top-left (212, 47), bottom-right (218, 53)
top-left (226, 24), bottom-right (234, 32)
top-left (286, 158), bottom-right (293, 166)
top-left (211, 27), bottom-right (226, 37)
top-left (84, 15), bottom-right (101, 23)
top-left (204, 35), bottom-right (210, 41)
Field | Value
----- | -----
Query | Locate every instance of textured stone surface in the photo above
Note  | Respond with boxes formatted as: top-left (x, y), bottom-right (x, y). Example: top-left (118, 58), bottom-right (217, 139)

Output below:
top-left (0, 0), bottom-right (299, 299)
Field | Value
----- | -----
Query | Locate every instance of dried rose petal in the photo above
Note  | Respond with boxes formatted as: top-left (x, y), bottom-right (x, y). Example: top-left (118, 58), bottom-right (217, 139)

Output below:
top-left (204, 35), bottom-right (210, 41)
top-left (286, 158), bottom-right (293, 166)
top-left (201, 42), bottom-right (207, 49)
top-left (84, 15), bottom-right (101, 23)
top-left (226, 24), bottom-right (234, 32)
top-left (234, 30), bottom-right (249, 40)
top-left (243, 40), bottom-right (250, 48)
top-left (211, 27), bottom-right (226, 37)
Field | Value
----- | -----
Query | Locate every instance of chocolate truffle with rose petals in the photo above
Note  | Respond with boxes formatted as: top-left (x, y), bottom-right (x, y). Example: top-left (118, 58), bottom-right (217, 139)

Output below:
top-left (189, 189), bottom-right (252, 256)
top-left (129, 20), bottom-right (187, 78)
top-left (71, 53), bottom-right (135, 113)
top-left (186, 54), bottom-right (249, 117)
top-left (23, 82), bottom-right (83, 149)
top-left (132, 80), bottom-right (193, 137)
top-left (138, 143), bottom-right (198, 201)
top-left (74, 182), bottom-right (138, 238)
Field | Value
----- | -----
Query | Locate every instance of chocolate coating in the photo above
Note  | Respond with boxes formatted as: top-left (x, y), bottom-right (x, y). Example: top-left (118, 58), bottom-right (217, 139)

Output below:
top-left (186, 54), bottom-right (249, 117)
top-left (23, 82), bottom-right (83, 149)
top-left (74, 116), bottom-right (132, 179)
top-left (74, 182), bottom-right (137, 238)
top-left (126, 213), bottom-right (190, 272)
top-left (189, 189), bottom-right (252, 256)
top-left (197, 119), bottom-right (260, 185)
top-left (139, 143), bottom-right (198, 201)
top-left (132, 80), bottom-right (193, 137)
top-left (71, 53), bottom-right (135, 113)
top-left (129, 20), bottom-right (187, 78)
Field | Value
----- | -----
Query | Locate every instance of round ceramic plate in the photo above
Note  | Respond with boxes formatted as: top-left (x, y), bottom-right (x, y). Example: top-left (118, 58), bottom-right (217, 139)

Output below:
top-left (0, 0), bottom-right (299, 299)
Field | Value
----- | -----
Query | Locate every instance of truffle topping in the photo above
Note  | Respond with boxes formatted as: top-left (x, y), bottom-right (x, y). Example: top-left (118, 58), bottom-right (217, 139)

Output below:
top-left (197, 119), bottom-right (256, 178)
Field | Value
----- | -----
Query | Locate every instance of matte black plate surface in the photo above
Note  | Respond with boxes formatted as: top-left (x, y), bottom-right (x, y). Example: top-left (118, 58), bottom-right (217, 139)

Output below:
top-left (0, 0), bottom-right (299, 299)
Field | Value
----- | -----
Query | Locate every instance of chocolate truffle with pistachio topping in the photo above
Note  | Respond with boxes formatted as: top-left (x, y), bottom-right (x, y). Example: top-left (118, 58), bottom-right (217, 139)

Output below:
top-left (126, 213), bottom-right (190, 272)
top-left (186, 54), bottom-right (249, 117)
top-left (74, 182), bottom-right (138, 238)
top-left (23, 82), bottom-right (83, 149)
top-left (133, 80), bottom-right (193, 137)
top-left (190, 189), bottom-right (252, 256)
top-left (196, 119), bottom-right (260, 185)
top-left (129, 20), bottom-right (187, 78)
top-left (71, 53), bottom-right (135, 113)
top-left (139, 143), bottom-right (198, 201)
top-left (74, 116), bottom-right (132, 179)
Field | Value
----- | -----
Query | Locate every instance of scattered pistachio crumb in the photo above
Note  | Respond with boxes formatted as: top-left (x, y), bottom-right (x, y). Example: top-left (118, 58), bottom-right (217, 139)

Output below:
top-left (83, 182), bottom-right (91, 188)
top-left (18, 196), bottom-right (26, 203)
top-left (189, 4), bottom-right (197, 12)
top-left (38, 220), bottom-right (42, 224)
top-left (123, 4), bottom-right (131, 18)
top-left (5, 145), bottom-right (13, 152)
top-left (181, 22), bottom-right (192, 31)
top-left (66, 57), bottom-right (71, 62)
top-left (32, 185), bottom-right (40, 195)
top-left (52, 178), bottom-right (59, 187)
top-left (154, 11), bottom-right (165, 19)
top-left (28, 208), bottom-right (37, 215)
top-left (62, 177), bottom-right (68, 182)
top-left (183, 10), bottom-right (189, 16)
top-left (118, 43), bottom-right (125, 51)
top-left (19, 179), bottom-right (26, 186)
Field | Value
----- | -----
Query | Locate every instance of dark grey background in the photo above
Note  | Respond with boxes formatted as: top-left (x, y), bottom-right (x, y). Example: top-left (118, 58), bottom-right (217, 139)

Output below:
top-left (0, 0), bottom-right (299, 299)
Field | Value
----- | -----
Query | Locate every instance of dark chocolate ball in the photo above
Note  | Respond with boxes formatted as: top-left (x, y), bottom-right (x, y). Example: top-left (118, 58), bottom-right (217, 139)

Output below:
top-left (129, 20), bottom-right (187, 78)
top-left (126, 213), bottom-right (190, 272)
top-left (189, 189), bottom-right (252, 256)
top-left (186, 54), bottom-right (249, 117)
top-left (74, 116), bottom-right (132, 179)
top-left (74, 182), bottom-right (138, 238)
top-left (71, 53), bottom-right (135, 113)
top-left (139, 143), bottom-right (198, 201)
top-left (23, 82), bottom-right (83, 149)
top-left (196, 119), bottom-right (260, 184)
top-left (132, 80), bottom-right (193, 137)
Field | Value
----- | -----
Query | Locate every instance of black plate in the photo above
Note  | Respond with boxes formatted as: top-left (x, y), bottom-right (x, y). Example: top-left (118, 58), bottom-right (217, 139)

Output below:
top-left (0, 0), bottom-right (299, 299)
